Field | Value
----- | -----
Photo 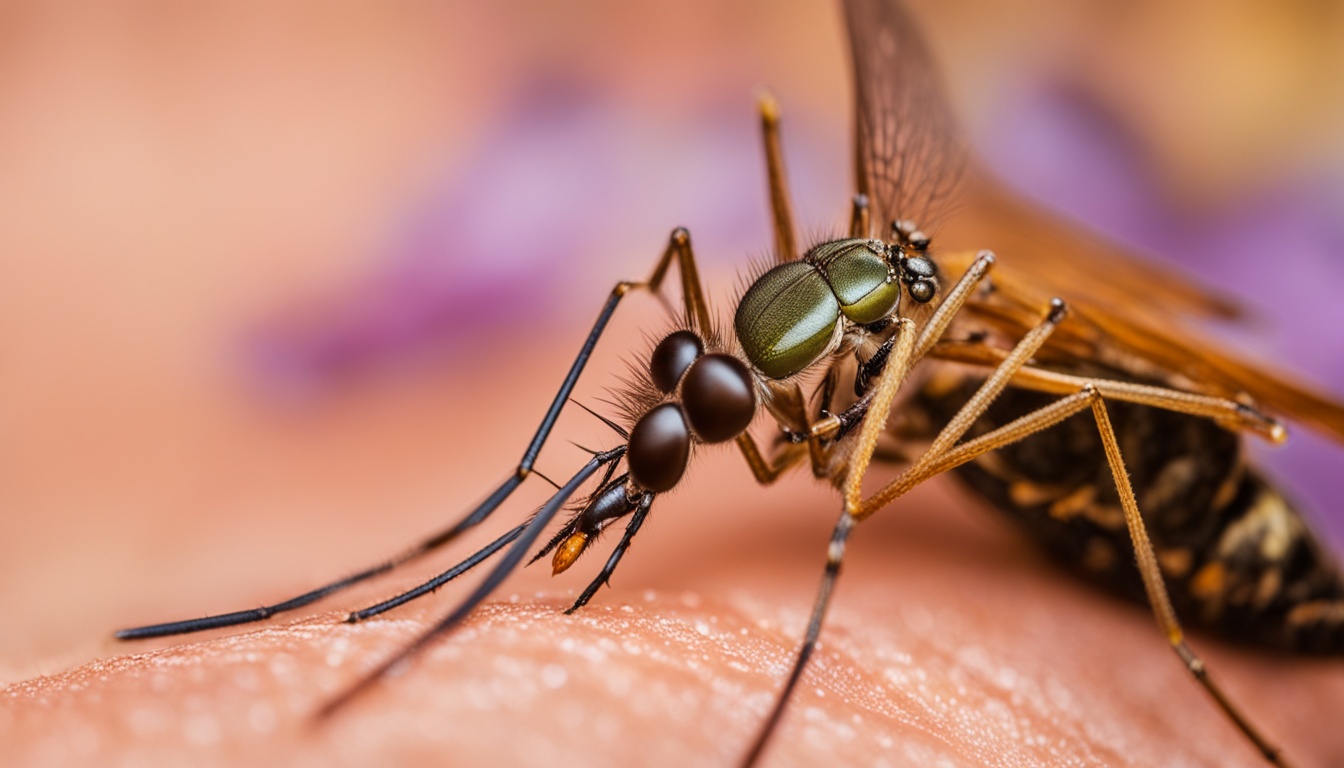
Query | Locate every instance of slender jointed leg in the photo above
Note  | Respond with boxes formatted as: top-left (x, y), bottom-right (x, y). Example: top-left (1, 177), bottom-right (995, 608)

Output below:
top-left (758, 91), bottom-right (799, 262)
top-left (116, 228), bottom-right (710, 641)
top-left (745, 291), bottom-right (1293, 765)
top-left (735, 434), bottom-right (809, 486)
top-left (847, 385), bottom-right (1292, 766)
top-left (927, 339), bottom-right (1285, 442)
top-left (318, 447), bottom-right (626, 719)
top-left (797, 384), bottom-right (1292, 764)
top-left (744, 299), bottom-right (1064, 766)
top-left (740, 317), bottom-right (919, 767)
top-left (344, 523), bottom-right (527, 623)
top-left (735, 376), bottom-right (852, 485)
top-left (1089, 396), bottom-right (1293, 767)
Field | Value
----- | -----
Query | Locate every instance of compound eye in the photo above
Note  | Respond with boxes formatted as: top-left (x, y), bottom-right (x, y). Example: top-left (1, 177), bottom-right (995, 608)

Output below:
top-left (681, 354), bottom-right (756, 443)
top-left (901, 255), bottom-right (936, 280)
top-left (909, 279), bottom-right (936, 304)
top-left (649, 330), bottom-right (704, 393)
top-left (627, 403), bottom-right (691, 492)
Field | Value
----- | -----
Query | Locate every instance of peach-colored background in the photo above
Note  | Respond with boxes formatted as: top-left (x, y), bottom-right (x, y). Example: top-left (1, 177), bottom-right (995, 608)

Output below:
top-left (2, 1), bottom-right (1342, 765)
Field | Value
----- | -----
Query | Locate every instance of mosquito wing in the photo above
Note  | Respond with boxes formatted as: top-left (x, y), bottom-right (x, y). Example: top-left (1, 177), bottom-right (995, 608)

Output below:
top-left (935, 239), bottom-right (1344, 443)
top-left (843, 0), bottom-right (964, 235)
top-left (845, 0), bottom-right (1344, 441)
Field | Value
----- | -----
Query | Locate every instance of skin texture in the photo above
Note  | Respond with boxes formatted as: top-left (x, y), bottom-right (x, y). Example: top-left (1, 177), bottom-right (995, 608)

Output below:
top-left (5, 324), bottom-right (1343, 766)
top-left (5, 441), bottom-right (1343, 767)
top-left (3, 2), bottom-right (1342, 767)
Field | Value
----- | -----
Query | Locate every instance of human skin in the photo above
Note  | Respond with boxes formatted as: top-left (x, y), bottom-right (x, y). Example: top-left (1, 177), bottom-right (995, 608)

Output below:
top-left (4, 420), bottom-right (1342, 767)
top-left (3, 3), bottom-right (1342, 767)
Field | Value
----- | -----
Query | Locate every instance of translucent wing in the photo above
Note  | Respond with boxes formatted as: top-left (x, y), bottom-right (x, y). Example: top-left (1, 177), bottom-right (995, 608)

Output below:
top-left (945, 173), bottom-right (1247, 323)
top-left (845, 0), bottom-right (1241, 324)
top-left (846, 0), bottom-right (1344, 442)
top-left (936, 241), bottom-right (1344, 442)
top-left (843, 0), bottom-right (964, 234)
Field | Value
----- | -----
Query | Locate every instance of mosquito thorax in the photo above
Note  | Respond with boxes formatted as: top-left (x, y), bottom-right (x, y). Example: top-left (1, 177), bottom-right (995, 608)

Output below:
top-left (734, 238), bottom-right (907, 379)
top-left (626, 332), bottom-right (758, 493)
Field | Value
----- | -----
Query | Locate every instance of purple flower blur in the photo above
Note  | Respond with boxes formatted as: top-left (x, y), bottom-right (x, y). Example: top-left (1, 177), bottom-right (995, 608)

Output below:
top-left (981, 84), bottom-right (1344, 548)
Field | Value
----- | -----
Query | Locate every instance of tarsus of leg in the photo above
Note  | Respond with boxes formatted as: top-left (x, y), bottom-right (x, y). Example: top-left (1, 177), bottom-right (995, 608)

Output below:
top-left (740, 319), bottom-right (916, 768)
top-left (1090, 395), bottom-right (1292, 768)
top-left (316, 447), bottom-right (621, 720)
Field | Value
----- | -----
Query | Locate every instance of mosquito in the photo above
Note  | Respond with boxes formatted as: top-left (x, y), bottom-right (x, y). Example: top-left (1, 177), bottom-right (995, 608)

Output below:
top-left (117, 0), bottom-right (1344, 765)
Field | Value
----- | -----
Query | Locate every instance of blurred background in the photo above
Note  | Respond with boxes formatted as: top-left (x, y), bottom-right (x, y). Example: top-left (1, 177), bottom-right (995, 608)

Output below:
top-left (2, 0), bottom-right (1342, 683)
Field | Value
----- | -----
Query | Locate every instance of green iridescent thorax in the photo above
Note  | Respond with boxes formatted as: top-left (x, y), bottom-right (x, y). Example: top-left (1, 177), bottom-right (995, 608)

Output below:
top-left (734, 239), bottom-right (902, 380)
top-left (807, 239), bottom-right (901, 325)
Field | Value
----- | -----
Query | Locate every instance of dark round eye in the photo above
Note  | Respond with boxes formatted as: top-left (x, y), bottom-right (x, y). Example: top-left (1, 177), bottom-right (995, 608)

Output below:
top-left (901, 255), bottom-right (936, 280)
top-left (909, 279), bottom-right (936, 304)
top-left (649, 330), bottom-right (704, 393)
top-left (680, 354), bottom-right (756, 443)
top-left (627, 403), bottom-right (691, 492)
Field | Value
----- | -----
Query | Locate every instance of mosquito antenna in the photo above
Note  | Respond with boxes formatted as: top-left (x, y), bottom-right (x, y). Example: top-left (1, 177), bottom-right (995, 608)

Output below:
top-left (317, 446), bottom-right (625, 719)
top-left (570, 398), bottom-right (630, 438)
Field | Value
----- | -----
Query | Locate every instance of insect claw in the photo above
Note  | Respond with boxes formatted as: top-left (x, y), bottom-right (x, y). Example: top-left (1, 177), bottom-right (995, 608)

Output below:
top-left (1046, 297), bottom-right (1069, 324)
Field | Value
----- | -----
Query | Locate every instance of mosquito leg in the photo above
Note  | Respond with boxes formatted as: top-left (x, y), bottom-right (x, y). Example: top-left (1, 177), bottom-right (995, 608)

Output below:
top-left (734, 434), bottom-right (809, 485)
top-left (928, 339), bottom-right (1286, 442)
top-left (318, 446), bottom-right (624, 719)
top-left (849, 378), bottom-right (1274, 523)
top-left (913, 249), bottom-right (995, 363)
top-left (758, 91), bottom-right (799, 261)
top-left (874, 388), bottom-right (1096, 503)
top-left (849, 193), bottom-right (871, 239)
top-left (746, 303), bottom-right (1062, 762)
top-left (117, 228), bottom-right (707, 641)
top-left (855, 298), bottom-right (1067, 520)
top-left (737, 374), bottom-right (854, 485)
top-left (847, 341), bottom-right (1296, 765)
top-left (778, 379), bottom-right (1295, 765)
top-left (741, 512), bottom-right (856, 767)
top-left (344, 522), bottom-right (527, 623)
top-left (1088, 395), bottom-right (1293, 767)
top-left (564, 492), bottom-right (654, 614)
top-left (741, 318), bottom-right (917, 767)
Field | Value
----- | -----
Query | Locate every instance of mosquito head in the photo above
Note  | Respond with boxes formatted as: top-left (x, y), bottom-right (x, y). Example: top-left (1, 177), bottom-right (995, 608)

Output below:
top-left (623, 332), bottom-right (758, 493)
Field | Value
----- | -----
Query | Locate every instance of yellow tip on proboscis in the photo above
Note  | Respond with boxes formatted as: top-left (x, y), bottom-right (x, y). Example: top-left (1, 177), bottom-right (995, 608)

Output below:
top-left (552, 533), bottom-right (589, 575)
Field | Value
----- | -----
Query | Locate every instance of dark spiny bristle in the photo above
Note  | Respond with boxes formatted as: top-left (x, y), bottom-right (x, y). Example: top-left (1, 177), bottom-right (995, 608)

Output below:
top-left (606, 362), bottom-right (662, 432)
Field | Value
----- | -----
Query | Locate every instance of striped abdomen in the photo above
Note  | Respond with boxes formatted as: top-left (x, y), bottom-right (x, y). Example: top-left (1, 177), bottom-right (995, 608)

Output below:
top-left (912, 372), bottom-right (1344, 654)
